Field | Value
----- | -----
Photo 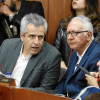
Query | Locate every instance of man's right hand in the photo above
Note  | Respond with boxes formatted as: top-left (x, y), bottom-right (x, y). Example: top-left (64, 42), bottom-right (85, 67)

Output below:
top-left (0, 4), bottom-right (14, 16)
top-left (85, 73), bottom-right (99, 88)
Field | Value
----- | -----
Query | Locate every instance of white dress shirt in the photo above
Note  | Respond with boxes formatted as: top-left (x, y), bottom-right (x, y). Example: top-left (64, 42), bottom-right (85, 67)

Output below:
top-left (11, 45), bottom-right (32, 87)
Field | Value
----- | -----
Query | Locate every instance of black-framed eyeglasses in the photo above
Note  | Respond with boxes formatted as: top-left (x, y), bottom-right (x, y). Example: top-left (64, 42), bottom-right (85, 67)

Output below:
top-left (66, 30), bottom-right (88, 36)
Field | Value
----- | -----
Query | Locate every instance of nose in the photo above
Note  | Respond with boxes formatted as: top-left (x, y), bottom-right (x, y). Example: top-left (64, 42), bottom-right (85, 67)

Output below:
top-left (67, 34), bottom-right (74, 39)
top-left (33, 37), bottom-right (39, 45)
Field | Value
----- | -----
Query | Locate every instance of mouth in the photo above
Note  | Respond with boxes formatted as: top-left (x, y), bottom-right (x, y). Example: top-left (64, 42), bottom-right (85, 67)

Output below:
top-left (31, 47), bottom-right (39, 51)
top-left (69, 42), bottom-right (75, 45)
top-left (73, 2), bottom-right (77, 5)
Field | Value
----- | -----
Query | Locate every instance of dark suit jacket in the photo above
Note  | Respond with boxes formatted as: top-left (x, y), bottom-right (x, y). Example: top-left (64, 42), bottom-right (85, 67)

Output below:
top-left (0, 38), bottom-right (61, 91)
top-left (56, 40), bottom-right (100, 99)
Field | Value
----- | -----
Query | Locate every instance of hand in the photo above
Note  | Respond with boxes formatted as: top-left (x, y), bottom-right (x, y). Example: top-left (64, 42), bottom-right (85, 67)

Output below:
top-left (97, 61), bottom-right (100, 76)
top-left (85, 74), bottom-right (99, 87)
top-left (90, 72), bottom-right (99, 78)
top-left (0, 4), bottom-right (14, 16)
top-left (0, 3), bottom-right (3, 14)
top-left (97, 61), bottom-right (100, 67)
top-left (61, 61), bottom-right (67, 69)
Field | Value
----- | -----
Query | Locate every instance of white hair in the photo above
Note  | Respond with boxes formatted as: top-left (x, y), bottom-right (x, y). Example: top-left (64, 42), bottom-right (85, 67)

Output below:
top-left (71, 16), bottom-right (94, 40)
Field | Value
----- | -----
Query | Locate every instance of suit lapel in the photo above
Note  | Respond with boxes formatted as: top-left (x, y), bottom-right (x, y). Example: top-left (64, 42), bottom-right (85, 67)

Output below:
top-left (72, 40), bottom-right (97, 76)
top-left (74, 54), bottom-right (88, 74)
top-left (6, 40), bottom-right (22, 73)
top-left (65, 51), bottom-right (78, 83)
top-left (66, 40), bottom-right (97, 83)
top-left (20, 43), bottom-right (45, 86)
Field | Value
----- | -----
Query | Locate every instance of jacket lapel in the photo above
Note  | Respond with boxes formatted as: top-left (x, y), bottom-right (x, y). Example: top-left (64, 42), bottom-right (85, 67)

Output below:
top-left (66, 40), bottom-right (97, 83)
top-left (65, 51), bottom-right (78, 83)
top-left (20, 43), bottom-right (45, 86)
top-left (6, 40), bottom-right (22, 73)
top-left (73, 40), bottom-right (97, 76)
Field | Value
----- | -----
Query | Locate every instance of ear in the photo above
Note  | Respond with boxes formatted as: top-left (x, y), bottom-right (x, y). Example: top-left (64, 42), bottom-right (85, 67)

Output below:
top-left (20, 32), bottom-right (24, 42)
top-left (86, 31), bottom-right (92, 41)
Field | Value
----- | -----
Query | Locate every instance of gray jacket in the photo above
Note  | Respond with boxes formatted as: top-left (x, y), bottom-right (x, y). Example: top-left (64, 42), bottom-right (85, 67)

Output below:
top-left (0, 38), bottom-right (61, 91)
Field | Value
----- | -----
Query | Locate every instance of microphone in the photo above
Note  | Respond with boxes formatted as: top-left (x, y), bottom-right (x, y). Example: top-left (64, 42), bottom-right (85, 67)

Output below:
top-left (76, 64), bottom-right (92, 76)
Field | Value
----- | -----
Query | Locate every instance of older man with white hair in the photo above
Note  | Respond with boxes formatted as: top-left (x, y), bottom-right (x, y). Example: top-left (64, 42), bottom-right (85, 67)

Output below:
top-left (55, 16), bottom-right (100, 99)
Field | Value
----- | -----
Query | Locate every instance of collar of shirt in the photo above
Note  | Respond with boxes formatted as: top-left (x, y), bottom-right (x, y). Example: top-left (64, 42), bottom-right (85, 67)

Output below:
top-left (76, 41), bottom-right (92, 64)
top-left (74, 41), bottom-right (92, 71)
top-left (20, 44), bottom-right (32, 60)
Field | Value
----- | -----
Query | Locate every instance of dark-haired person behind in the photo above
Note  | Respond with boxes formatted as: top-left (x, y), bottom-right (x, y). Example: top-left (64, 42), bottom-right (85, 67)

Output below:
top-left (12, 0), bottom-right (45, 28)
top-left (0, 13), bottom-right (61, 91)
top-left (0, 0), bottom-right (45, 45)
top-left (0, 0), bottom-right (19, 45)
top-left (12, 0), bottom-right (45, 40)
top-left (54, 0), bottom-right (100, 70)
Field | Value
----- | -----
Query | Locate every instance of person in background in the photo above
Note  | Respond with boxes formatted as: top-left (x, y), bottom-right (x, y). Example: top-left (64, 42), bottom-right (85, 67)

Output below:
top-left (54, 0), bottom-right (100, 70)
top-left (0, 0), bottom-right (45, 45)
top-left (12, 0), bottom-right (45, 29)
top-left (0, 0), bottom-right (19, 45)
top-left (55, 16), bottom-right (100, 99)
top-left (0, 13), bottom-right (61, 91)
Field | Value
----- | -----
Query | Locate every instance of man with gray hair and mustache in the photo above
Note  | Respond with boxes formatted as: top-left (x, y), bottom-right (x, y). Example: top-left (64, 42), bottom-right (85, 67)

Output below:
top-left (55, 16), bottom-right (100, 99)
top-left (0, 13), bottom-right (61, 91)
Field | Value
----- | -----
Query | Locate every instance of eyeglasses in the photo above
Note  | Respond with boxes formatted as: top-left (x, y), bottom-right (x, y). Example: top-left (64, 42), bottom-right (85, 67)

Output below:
top-left (66, 31), bottom-right (88, 36)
